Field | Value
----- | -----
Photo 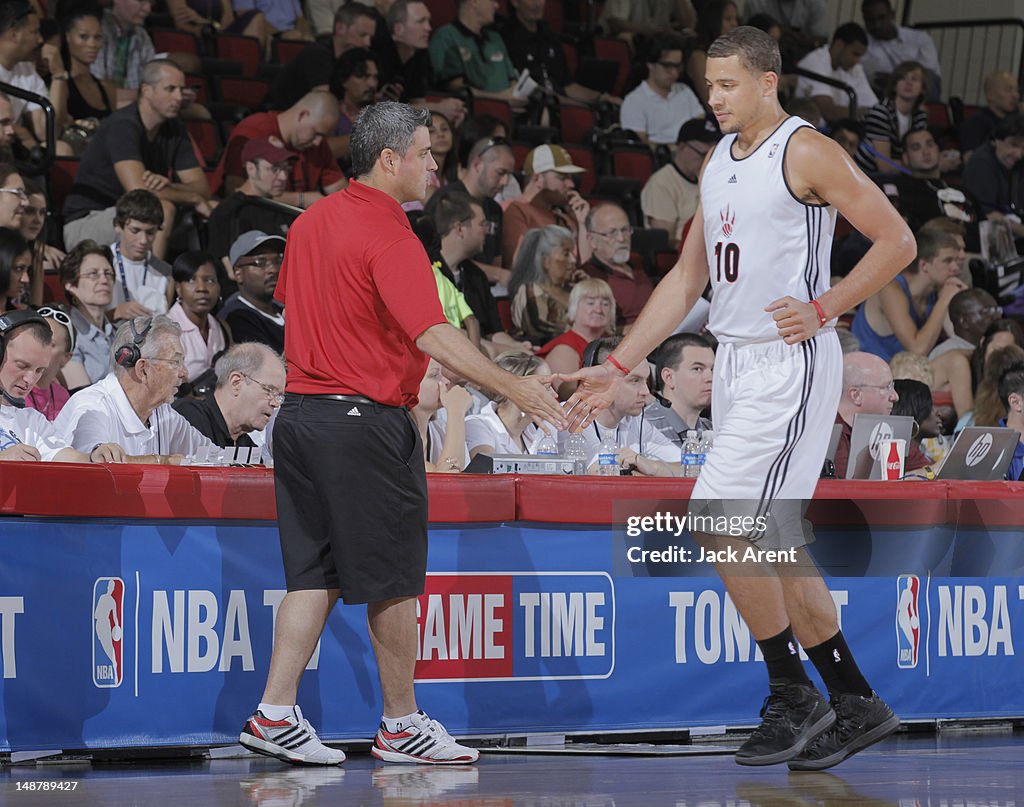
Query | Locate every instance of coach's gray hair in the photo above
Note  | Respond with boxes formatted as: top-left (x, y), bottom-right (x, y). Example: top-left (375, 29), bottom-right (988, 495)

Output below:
top-left (141, 58), bottom-right (185, 87)
top-left (214, 342), bottom-right (286, 388)
top-left (111, 315), bottom-right (182, 373)
top-left (507, 225), bottom-right (573, 302)
top-left (350, 101), bottom-right (432, 179)
top-left (707, 25), bottom-right (781, 77)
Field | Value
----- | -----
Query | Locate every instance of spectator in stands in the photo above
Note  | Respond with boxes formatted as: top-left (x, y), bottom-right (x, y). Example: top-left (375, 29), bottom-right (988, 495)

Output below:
top-left (860, 0), bottom-right (941, 101)
top-left (599, 0), bottom-right (695, 41)
top-left (165, 0), bottom-right (268, 58)
top-left (962, 114), bottom-right (1024, 240)
top-left (502, 144), bottom-right (590, 268)
top-left (0, 312), bottom-right (123, 462)
top-left (583, 203), bottom-right (653, 331)
top-left (60, 240), bottom-right (115, 387)
top-left (0, 227), bottom-right (30, 311)
top-left (499, 0), bottom-right (617, 110)
top-left (892, 129), bottom-right (978, 238)
top-left (743, 0), bottom-right (827, 63)
top-left (0, 164), bottom-right (25, 230)
top-left (173, 342), bottom-right (283, 448)
top-left (57, 5), bottom-right (115, 130)
top-left (959, 71), bottom-right (1022, 158)
top-left (167, 251), bottom-right (229, 385)
top-left (426, 136), bottom-right (515, 269)
top-left (374, 1), bottom-right (466, 126)
top-left (890, 378), bottom-right (938, 472)
top-left (234, 0), bottom-right (314, 43)
top-left (428, 0), bottom-right (524, 113)
top-left (411, 357), bottom-right (470, 472)
top-left (830, 118), bottom-right (862, 158)
top-left (107, 190), bottom-right (174, 320)
top-left (465, 351), bottom-right (554, 457)
top-left (620, 33), bottom-right (703, 146)
top-left (577, 335), bottom-right (678, 474)
top-left (832, 351), bottom-right (900, 477)
top-left (220, 231), bottom-right (285, 352)
top-left (266, 3), bottom-right (376, 110)
top-left (641, 118), bottom-right (720, 248)
top-left (19, 179), bottom-right (61, 286)
top-left (855, 60), bottom-right (929, 174)
top-left (55, 314), bottom-right (215, 461)
top-left (996, 363), bottom-right (1024, 480)
top-left (962, 343), bottom-right (1024, 431)
top-left (423, 112), bottom-right (453, 202)
top-left (796, 23), bottom-right (878, 124)
top-left (929, 288), bottom-right (1000, 418)
top-left (329, 48), bottom-right (379, 148)
top-left (26, 305), bottom-right (74, 421)
top-left (852, 227), bottom-right (966, 361)
top-left (207, 137), bottom-right (297, 270)
top-left (63, 59), bottom-right (215, 259)
top-left (508, 224), bottom-right (581, 343)
top-left (215, 90), bottom-right (346, 208)
top-left (687, 1), bottom-right (740, 107)
top-left (645, 332), bottom-right (713, 449)
top-left (537, 277), bottom-right (615, 398)
top-left (0, 91), bottom-right (15, 157)
top-left (0, 1), bottom-right (59, 151)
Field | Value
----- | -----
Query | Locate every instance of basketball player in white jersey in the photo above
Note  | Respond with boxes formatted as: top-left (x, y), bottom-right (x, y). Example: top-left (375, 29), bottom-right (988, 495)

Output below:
top-left (563, 27), bottom-right (915, 771)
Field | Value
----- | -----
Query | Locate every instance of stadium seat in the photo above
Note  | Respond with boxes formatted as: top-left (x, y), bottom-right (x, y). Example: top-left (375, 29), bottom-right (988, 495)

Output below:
top-left (48, 157), bottom-right (79, 212)
top-left (593, 37), bottom-right (631, 97)
top-left (562, 41), bottom-right (578, 78)
top-left (497, 298), bottom-right (513, 332)
top-left (217, 76), bottom-right (270, 110)
top-left (560, 105), bottom-right (595, 145)
top-left (185, 74), bottom-right (211, 106)
top-left (187, 120), bottom-right (222, 166)
top-left (423, 0), bottom-right (457, 29)
top-left (610, 145), bottom-right (655, 183)
top-left (472, 97), bottom-right (512, 128)
top-left (215, 34), bottom-right (262, 76)
top-left (152, 29), bottom-right (200, 57)
top-left (926, 101), bottom-right (950, 129)
top-left (564, 145), bottom-right (595, 195)
top-left (275, 40), bottom-right (308, 63)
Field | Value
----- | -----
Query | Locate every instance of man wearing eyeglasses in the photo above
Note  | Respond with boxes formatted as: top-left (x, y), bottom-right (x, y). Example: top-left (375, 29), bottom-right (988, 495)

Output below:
top-left (583, 203), bottom-right (653, 332)
top-left (620, 33), bottom-right (704, 147)
top-left (832, 351), bottom-right (900, 478)
top-left (174, 342), bottom-right (285, 451)
top-left (642, 118), bottom-right (722, 248)
top-left (207, 138), bottom-right (298, 272)
top-left (56, 314), bottom-right (216, 462)
top-left (219, 231), bottom-right (286, 353)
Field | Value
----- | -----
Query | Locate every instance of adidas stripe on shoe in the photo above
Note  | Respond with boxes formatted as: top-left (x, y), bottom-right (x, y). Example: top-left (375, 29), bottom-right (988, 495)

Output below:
top-left (240, 707), bottom-right (346, 766)
top-left (371, 711), bottom-right (479, 765)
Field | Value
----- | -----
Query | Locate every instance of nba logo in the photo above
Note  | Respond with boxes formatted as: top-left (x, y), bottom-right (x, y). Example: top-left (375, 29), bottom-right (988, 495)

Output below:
top-left (93, 577), bottom-right (124, 688)
top-left (896, 575), bottom-right (920, 669)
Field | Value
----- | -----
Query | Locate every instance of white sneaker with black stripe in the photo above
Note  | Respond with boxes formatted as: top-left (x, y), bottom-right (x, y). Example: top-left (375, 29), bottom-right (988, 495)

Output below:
top-left (371, 710), bottom-right (479, 764)
top-left (240, 707), bottom-right (346, 765)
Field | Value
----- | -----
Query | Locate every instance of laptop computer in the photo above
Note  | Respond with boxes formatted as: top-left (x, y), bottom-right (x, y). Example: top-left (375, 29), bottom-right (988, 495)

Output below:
top-left (826, 423), bottom-right (844, 463)
top-left (935, 426), bottom-right (1021, 481)
top-left (846, 414), bottom-right (916, 480)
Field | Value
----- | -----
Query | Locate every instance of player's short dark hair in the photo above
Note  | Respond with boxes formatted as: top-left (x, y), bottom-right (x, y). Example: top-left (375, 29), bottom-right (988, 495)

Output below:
top-left (833, 22), bottom-right (868, 47)
top-left (997, 362), bottom-right (1024, 407)
top-left (351, 101), bottom-right (431, 179)
top-left (115, 189), bottom-right (165, 227)
top-left (707, 25), bottom-right (781, 77)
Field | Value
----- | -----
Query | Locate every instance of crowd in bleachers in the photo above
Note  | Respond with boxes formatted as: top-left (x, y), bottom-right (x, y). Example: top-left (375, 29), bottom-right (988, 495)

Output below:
top-left (3, 0), bottom-right (1024, 478)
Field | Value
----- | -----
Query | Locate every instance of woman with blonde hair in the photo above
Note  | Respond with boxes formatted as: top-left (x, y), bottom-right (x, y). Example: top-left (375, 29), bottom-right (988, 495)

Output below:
top-left (465, 352), bottom-right (555, 458)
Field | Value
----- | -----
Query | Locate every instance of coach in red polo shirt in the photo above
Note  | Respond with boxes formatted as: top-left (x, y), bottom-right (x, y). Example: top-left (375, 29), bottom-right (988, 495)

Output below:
top-left (239, 102), bottom-right (567, 767)
top-left (212, 91), bottom-right (347, 208)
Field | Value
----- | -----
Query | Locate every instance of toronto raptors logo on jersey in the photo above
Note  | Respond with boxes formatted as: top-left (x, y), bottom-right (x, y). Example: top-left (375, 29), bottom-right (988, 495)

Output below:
top-left (720, 205), bottom-right (736, 238)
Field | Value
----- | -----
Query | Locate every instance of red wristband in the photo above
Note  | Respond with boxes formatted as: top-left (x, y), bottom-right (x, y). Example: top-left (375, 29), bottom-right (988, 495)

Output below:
top-left (810, 299), bottom-right (828, 327)
top-left (607, 355), bottom-right (630, 376)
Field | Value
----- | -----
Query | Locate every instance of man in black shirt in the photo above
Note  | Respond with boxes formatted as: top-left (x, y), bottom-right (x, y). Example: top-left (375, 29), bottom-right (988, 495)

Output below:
top-left (219, 231), bottom-right (286, 352)
top-left (174, 342), bottom-right (285, 450)
top-left (207, 138), bottom-right (300, 272)
top-left (62, 58), bottom-right (214, 259)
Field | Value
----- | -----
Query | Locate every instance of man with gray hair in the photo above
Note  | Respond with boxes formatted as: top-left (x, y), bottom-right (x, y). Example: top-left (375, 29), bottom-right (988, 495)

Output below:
top-left (240, 101), bottom-right (567, 767)
top-left (55, 315), bottom-right (215, 462)
top-left (173, 342), bottom-right (286, 450)
top-left (62, 58), bottom-right (215, 258)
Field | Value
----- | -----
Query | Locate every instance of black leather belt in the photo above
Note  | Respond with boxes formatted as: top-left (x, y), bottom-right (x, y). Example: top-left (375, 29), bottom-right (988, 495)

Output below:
top-left (303, 394), bottom-right (377, 404)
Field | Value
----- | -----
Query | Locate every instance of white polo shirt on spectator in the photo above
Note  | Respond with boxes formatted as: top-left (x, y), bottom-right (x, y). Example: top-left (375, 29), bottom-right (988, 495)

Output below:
top-left (55, 374), bottom-right (213, 456)
top-left (620, 81), bottom-right (704, 145)
top-left (573, 412), bottom-right (680, 467)
top-left (796, 45), bottom-right (878, 111)
top-left (0, 404), bottom-right (70, 461)
top-left (465, 402), bottom-right (552, 455)
top-left (108, 242), bottom-right (172, 315)
top-left (0, 61), bottom-right (47, 123)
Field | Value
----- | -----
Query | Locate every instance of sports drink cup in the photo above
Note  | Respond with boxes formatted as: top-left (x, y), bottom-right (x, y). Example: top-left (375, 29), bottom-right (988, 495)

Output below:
top-left (877, 438), bottom-right (906, 480)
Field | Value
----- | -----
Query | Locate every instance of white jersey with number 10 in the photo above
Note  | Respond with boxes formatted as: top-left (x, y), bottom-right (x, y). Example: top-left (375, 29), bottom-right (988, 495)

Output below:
top-left (700, 116), bottom-right (836, 345)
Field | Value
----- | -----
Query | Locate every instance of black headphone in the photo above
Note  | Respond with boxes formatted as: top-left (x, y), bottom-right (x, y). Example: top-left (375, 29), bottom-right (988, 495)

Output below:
top-left (0, 309), bottom-right (49, 408)
top-left (114, 318), bottom-right (153, 369)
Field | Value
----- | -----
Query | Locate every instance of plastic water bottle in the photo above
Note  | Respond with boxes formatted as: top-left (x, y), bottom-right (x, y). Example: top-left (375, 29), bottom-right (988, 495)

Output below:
top-left (565, 432), bottom-right (587, 475)
top-left (535, 432), bottom-right (558, 456)
top-left (697, 432), bottom-right (713, 470)
top-left (596, 433), bottom-right (620, 476)
top-left (682, 429), bottom-right (701, 478)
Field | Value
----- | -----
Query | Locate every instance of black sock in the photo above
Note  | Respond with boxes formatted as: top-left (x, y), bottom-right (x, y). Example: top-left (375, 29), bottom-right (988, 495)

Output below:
top-left (757, 625), bottom-right (811, 687)
top-left (805, 630), bottom-right (873, 698)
